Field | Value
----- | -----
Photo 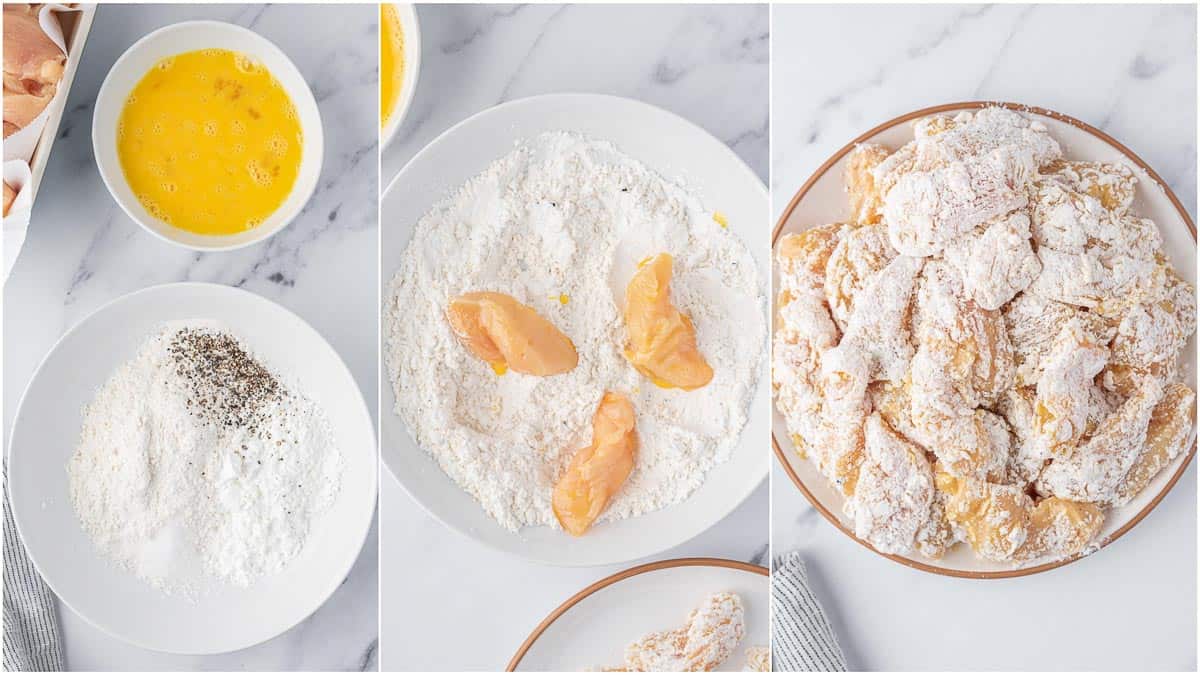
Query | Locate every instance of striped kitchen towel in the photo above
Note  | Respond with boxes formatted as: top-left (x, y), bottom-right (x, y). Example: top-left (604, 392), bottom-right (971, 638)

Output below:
top-left (3, 468), bottom-right (64, 672)
top-left (772, 551), bottom-right (847, 672)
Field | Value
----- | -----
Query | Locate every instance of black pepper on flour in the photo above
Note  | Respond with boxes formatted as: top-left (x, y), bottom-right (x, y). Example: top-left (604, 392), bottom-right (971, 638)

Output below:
top-left (168, 327), bottom-right (285, 435)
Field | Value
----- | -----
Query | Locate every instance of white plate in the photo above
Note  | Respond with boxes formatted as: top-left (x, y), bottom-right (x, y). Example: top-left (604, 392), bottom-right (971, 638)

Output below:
top-left (508, 559), bottom-right (769, 672)
top-left (7, 283), bottom-right (376, 654)
top-left (773, 102), bottom-right (1198, 578)
top-left (380, 3), bottom-right (421, 148)
top-left (380, 94), bottom-right (770, 566)
top-left (92, 21), bottom-right (324, 252)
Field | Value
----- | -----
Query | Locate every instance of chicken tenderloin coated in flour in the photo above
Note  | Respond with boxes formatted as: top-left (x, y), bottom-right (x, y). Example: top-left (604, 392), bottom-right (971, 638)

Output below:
top-left (773, 107), bottom-right (1196, 566)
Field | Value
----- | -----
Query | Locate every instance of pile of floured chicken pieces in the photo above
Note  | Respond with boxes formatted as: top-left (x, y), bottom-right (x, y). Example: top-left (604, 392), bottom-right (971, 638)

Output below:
top-left (773, 107), bottom-right (1196, 565)
top-left (446, 253), bottom-right (713, 537)
top-left (3, 3), bottom-right (68, 216)
top-left (599, 592), bottom-right (768, 672)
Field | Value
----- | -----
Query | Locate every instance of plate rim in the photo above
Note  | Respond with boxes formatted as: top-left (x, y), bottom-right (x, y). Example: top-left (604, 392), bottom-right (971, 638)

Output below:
top-left (771, 100), bottom-right (1198, 580)
top-left (6, 281), bottom-right (378, 654)
top-left (380, 92), bottom-right (768, 567)
top-left (505, 557), bottom-right (769, 671)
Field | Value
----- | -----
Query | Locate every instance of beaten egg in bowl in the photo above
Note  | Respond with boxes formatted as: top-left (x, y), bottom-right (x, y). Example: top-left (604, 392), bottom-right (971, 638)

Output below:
top-left (117, 48), bottom-right (302, 236)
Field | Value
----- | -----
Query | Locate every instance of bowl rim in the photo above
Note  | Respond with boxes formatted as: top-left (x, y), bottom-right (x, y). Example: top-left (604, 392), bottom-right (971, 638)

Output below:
top-left (91, 19), bottom-right (324, 253)
top-left (6, 281), bottom-right (378, 653)
top-left (380, 3), bottom-right (421, 149)
top-left (505, 557), bottom-right (769, 671)
top-left (771, 99), bottom-right (1198, 580)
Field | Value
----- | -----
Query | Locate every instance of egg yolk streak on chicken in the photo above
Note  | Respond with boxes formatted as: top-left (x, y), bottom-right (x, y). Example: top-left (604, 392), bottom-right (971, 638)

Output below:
top-left (379, 4), bottom-right (405, 128)
top-left (117, 49), bottom-right (302, 235)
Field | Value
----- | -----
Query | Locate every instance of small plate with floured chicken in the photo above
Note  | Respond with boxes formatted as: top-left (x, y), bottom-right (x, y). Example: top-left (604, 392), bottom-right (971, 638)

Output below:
top-left (507, 558), bottom-right (769, 671)
top-left (772, 103), bottom-right (1196, 578)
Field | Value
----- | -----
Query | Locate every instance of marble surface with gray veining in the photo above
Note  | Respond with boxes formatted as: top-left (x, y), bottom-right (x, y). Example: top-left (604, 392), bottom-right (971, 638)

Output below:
top-left (378, 4), bottom-right (768, 671)
top-left (2, 4), bottom-right (379, 671)
top-left (772, 4), bottom-right (1197, 671)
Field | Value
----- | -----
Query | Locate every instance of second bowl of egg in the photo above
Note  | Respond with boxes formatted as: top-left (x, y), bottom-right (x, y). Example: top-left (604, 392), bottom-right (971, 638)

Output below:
top-left (93, 20), bottom-right (324, 251)
top-left (380, 4), bottom-right (420, 148)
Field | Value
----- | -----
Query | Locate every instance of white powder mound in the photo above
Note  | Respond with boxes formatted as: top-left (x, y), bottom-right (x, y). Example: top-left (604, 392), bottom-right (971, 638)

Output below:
top-left (67, 321), bottom-right (342, 596)
top-left (386, 131), bottom-right (766, 531)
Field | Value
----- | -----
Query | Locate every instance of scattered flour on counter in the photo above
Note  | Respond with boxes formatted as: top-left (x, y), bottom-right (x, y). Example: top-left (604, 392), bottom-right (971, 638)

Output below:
top-left (67, 321), bottom-right (342, 596)
top-left (386, 131), bottom-right (766, 531)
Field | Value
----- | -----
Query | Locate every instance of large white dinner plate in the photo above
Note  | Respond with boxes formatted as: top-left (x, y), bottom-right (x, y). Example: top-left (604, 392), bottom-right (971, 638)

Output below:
top-left (773, 102), bottom-right (1197, 579)
top-left (7, 283), bottom-right (377, 653)
top-left (508, 559), bottom-right (769, 671)
top-left (380, 94), bottom-right (770, 566)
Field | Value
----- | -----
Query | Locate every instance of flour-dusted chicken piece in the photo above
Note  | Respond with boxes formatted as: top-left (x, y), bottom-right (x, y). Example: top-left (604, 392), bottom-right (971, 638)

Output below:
top-left (814, 344), bottom-right (870, 494)
top-left (1027, 173), bottom-right (1164, 314)
top-left (912, 261), bottom-right (1015, 407)
top-left (914, 486), bottom-right (958, 560)
top-left (1003, 292), bottom-right (1112, 387)
top-left (830, 254), bottom-right (923, 384)
top-left (909, 263), bottom-right (1014, 480)
top-left (1029, 246), bottom-right (1160, 312)
top-left (998, 387), bottom-right (1051, 485)
top-left (1114, 383), bottom-right (1196, 506)
top-left (874, 108), bottom-right (1061, 257)
top-left (846, 414), bottom-right (936, 555)
top-left (776, 224), bottom-right (848, 298)
top-left (936, 471), bottom-right (1032, 561)
top-left (3, 4), bottom-right (66, 138)
top-left (942, 211), bottom-right (1041, 310)
top-left (773, 293), bottom-right (843, 474)
top-left (743, 645), bottom-right (770, 673)
top-left (1038, 378), bottom-right (1164, 504)
top-left (1013, 497), bottom-right (1105, 563)
top-left (1032, 318), bottom-right (1109, 457)
top-left (1045, 160), bottom-right (1138, 215)
top-left (844, 143), bottom-right (891, 225)
top-left (823, 223), bottom-right (897, 330)
top-left (623, 592), bottom-right (745, 672)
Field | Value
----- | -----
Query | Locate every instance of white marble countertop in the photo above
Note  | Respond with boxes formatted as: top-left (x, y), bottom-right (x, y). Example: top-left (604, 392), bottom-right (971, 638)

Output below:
top-left (378, 4), bottom-right (768, 670)
top-left (3, 4), bottom-right (379, 670)
top-left (772, 4), bottom-right (1197, 671)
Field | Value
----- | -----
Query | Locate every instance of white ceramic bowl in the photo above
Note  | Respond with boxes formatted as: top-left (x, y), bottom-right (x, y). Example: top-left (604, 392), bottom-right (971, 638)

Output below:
top-left (380, 4), bottom-right (421, 148)
top-left (7, 283), bottom-right (377, 653)
top-left (380, 94), bottom-right (770, 566)
top-left (92, 21), bottom-right (324, 252)
top-left (508, 559), bottom-right (769, 671)
top-left (773, 102), bottom-right (1198, 579)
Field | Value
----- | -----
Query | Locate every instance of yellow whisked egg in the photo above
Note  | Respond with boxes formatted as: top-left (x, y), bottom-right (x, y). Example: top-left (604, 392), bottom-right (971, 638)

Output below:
top-left (117, 48), bottom-right (303, 236)
top-left (380, 4), bottom-right (406, 128)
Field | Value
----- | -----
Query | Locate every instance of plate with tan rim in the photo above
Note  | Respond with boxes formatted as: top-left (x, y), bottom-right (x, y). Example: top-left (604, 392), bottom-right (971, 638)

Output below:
top-left (772, 101), bottom-right (1197, 579)
top-left (507, 557), bottom-right (769, 671)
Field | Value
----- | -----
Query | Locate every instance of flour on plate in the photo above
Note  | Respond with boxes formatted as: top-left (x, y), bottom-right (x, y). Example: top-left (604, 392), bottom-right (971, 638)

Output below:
top-left (67, 321), bottom-right (342, 596)
top-left (386, 131), bottom-right (766, 531)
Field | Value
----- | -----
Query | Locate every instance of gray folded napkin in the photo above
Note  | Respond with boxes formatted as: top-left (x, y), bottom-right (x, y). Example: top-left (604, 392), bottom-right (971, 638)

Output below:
top-left (3, 468), bottom-right (64, 672)
top-left (772, 551), bottom-right (847, 672)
